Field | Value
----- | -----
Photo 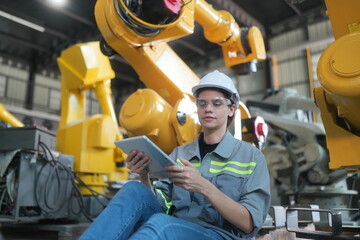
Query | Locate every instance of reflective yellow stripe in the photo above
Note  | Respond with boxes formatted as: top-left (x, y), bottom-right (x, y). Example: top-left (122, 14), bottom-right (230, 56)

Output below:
top-left (210, 160), bottom-right (256, 175)
top-left (156, 189), bottom-right (172, 214)
top-left (210, 160), bottom-right (256, 167)
top-left (192, 162), bottom-right (201, 167)
top-left (209, 167), bottom-right (253, 175)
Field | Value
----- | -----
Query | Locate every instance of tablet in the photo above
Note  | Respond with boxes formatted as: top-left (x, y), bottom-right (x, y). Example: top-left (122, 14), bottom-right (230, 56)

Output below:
top-left (114, 136), bottom-right (180, 178)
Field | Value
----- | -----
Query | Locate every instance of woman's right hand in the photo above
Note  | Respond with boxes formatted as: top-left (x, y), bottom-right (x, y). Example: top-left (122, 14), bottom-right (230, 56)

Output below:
top-left (125, 149), bottom-right (152, 176)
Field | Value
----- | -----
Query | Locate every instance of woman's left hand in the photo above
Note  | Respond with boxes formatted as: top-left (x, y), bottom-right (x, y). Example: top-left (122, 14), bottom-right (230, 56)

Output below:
top-left (165, 158), bottom-right (207, 192)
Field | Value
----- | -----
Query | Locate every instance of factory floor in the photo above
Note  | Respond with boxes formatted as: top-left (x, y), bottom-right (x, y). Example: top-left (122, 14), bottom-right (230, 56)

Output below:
top-left (0, 222), bottom-right (89, 240)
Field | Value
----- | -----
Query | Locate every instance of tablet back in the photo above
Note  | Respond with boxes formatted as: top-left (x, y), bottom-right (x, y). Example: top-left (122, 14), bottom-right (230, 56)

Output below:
top-left (115, 136), bottom-right (178, 178)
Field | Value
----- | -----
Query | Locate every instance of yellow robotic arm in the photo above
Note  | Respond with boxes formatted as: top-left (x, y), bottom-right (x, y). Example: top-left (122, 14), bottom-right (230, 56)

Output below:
top-left (315, 0), bottom-right (360, 171)
top-left (0, 104), bottom-right (24, 127)
top-left (95, 0), bottom-right (265, 103)
top-left (56, 42), bottom-right (127, 193)
top-left (95, 0), bottom-right (265, 151)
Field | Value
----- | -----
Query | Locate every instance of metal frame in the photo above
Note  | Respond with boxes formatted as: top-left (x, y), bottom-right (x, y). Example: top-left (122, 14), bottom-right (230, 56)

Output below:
top-left (286, 206), bottom-right (360, 239)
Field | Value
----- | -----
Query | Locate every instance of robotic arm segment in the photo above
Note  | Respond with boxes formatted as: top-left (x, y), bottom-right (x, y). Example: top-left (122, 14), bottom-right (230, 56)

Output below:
top-left (98, 0), bottom-right (195, 45)
top-left (57, 42), bottom-right (117, 128)
top-left (194, 0), bottom-right (266, 68)
top-left (0, 104), bottom-right (24, 127)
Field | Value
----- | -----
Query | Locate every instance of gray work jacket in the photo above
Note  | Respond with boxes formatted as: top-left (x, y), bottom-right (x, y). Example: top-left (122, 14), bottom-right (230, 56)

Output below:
top-left (155, 131), bottom-right (271, 240)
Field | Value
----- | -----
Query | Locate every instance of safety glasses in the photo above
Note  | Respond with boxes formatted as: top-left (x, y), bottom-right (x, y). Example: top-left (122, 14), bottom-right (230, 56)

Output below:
top-left (196, 97), bottom-right (232, 109)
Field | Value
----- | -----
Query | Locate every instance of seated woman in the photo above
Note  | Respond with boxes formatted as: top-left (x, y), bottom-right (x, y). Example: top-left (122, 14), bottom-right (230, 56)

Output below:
top-left (80, 70), bottom-right (271, 240)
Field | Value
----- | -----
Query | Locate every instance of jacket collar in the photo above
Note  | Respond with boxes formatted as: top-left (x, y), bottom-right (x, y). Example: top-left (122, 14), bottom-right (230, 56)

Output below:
top-left (212, 131), bottom-right (236, 160)
top-left (186, 131), bottom-right (236, 161)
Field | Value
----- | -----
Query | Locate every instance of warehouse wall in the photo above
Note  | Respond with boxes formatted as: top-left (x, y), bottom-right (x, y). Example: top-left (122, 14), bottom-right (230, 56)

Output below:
top-left (268, 20), bottom-right (334, 98)
top-left (307, 20), bottom-right (334, 88)
top-left (0, 60), bottom-right (29, 107)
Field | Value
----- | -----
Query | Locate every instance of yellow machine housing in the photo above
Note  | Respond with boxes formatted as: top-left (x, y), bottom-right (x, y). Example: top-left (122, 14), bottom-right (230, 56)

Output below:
top-left (120, 89), bottom-right (201, 153)
top-left (315, 0), bottom-right (360, 171)
top-left (120, 89), bottom-right (179, 154)
top-left (56, 42), bottom-right (127, 194)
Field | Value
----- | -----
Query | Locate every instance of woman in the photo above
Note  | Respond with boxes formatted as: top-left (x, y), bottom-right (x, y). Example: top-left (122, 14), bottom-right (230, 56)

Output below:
top-left (80, 70), bottom-right (271, 240)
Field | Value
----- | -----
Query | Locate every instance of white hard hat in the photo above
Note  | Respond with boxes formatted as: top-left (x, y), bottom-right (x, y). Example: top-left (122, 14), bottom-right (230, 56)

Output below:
top-left (192, 70), bottom-right (240, 105)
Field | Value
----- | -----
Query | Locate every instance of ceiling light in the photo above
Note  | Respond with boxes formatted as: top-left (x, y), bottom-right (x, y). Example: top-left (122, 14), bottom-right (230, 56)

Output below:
top-left (0, 10), bottom-right (45, 32)
top-left (48, 0), bottom-right (67, 7)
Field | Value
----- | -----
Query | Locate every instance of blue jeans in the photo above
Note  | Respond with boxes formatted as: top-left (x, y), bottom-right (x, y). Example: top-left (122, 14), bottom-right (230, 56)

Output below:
top-left (80, 181), bottom-right (224, 240)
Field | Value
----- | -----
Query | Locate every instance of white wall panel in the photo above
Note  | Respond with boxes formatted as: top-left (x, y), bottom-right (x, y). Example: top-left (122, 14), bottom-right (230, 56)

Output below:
top-left (33, 85), bottom-right (49, 108)
top-left (0, 64), bottom-right (28, 80)
top-left (0, 75), bottom-right (6, 98)
top-left (32, 74), bottom-right (61, 112)
top-left (7, 77), bottom-right (26, 102)
top-left (36, 74), bottom-right (61, 89)
top-left (269, 28), bottom-right (306, 52)
top-left (308, 20), bottom-right (333, 40)
top-left (49, 90), bottom-right (61, 111)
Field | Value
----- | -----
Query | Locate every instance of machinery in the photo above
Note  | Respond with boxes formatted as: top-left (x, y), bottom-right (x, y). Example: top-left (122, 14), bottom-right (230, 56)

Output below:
top-left (296, 1), bottom-right (360, 237)
top-left (247, 2), bottom-right (360, 237)
top-left (248, 89), bottom-right (360, 239)
top-left (247, 89), bottom-right (357, 213)
top-left (314, 0), bottom-right (360, 172)
top-left (56, 0), bottom-right (267, 196)
top-left (56, 42), bottom-right (127, 195)
top-left (0, 127), bottom-right (74, 222)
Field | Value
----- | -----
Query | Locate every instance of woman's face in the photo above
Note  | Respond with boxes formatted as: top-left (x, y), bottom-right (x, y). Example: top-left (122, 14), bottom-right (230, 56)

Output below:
top-left (196, 89), bottom-right (235, 131)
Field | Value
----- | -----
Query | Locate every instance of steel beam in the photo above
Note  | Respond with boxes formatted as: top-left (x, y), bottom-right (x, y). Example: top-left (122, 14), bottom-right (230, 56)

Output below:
top-left (282, 0), bottom-right (302, 16)
top-left (210, 0), bottom-right (266, 36)
top-left (0, 31), bottom-right (47, 52)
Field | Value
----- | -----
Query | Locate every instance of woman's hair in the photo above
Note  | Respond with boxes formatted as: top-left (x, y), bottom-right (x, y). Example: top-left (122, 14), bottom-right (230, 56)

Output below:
top-left (194, 87), bottom-right (236, 127)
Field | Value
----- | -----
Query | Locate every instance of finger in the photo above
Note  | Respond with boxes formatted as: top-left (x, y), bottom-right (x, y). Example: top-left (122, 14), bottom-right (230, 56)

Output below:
top-left (166, 169), bottom-right (185, 180)
top-left (169, 176), bottom-right (182, 184)
top-left (126, 150), bottom-right (140, 164)
top-left (131, 151), bottom-right (146, 165)
top-left (129, 157), bottom-right (151, 173)
top-left (180, 158), bottom-right (195, 168)
top-left (127, 149), bottom-right (139, 159)
top-left (164, 164), bottom-right (183, 173)
top-left (127, 152), bottom-right (145, 170)
top-left (133, 155), bottom-right (151, 170)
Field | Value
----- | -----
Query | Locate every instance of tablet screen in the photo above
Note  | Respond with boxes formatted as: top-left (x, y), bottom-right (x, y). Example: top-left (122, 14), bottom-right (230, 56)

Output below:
top-left (115, 136), bottom-right (179, 178)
